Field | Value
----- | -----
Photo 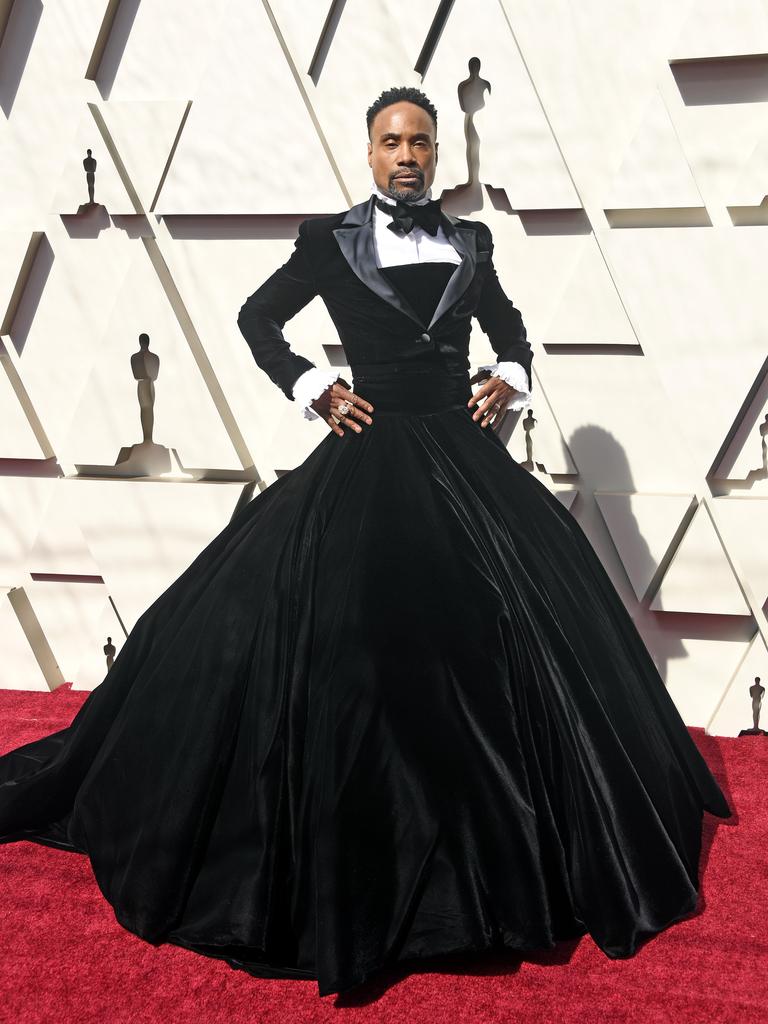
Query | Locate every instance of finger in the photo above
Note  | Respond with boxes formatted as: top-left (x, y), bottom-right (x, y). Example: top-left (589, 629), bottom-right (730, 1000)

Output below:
top-left (481, 403), bottom-right (501, 428)
top-left (342, 415), bottom-right (363, 433)
top-left (328, 407), bottom-right (367, 435)
top-left (326, 414), bottom-right (344, 437)
top-left (329, 396), bottom-right (373, 425)
top-left (334, 402), bottom-right (373, 426)
top-left (332, 382), bottom-right (374, 414)
top-left (331, 393), bottom-right (374, 425)
top-left (467, 374), bottom-right (500, 408)
top-left (471, 387), bottom-right (504, 420)
top-left (467, 378), bottom-right (493, 408)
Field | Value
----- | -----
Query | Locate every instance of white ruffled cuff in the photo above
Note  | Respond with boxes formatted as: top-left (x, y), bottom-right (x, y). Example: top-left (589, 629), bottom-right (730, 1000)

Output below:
top-left (477, 361), bottom-right (532, 411)
top-left (291, 367), bottom-right (341, 420)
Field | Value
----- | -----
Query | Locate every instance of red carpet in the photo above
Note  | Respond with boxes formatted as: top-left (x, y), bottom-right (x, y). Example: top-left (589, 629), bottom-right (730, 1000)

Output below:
top-left (0, 684), bottom-right (764, 1024)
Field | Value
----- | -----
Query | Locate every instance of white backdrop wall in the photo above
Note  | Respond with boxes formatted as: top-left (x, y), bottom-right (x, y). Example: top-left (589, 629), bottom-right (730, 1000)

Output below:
top-left (0, 0), bottom-right (766, 736)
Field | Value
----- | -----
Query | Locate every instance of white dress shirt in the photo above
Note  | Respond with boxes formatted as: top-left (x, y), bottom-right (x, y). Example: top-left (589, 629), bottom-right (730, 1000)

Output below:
top-left (291, 181), bottom-right (533, 419)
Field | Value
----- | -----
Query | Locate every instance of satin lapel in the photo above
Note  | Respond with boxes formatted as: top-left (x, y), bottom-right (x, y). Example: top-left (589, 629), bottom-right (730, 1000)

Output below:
top-left (427, 216), bottom-right (477, 331)
top-left (331, 197), bottom-right (479, 332)
top-left (332, 196), bottom-right (426, 329)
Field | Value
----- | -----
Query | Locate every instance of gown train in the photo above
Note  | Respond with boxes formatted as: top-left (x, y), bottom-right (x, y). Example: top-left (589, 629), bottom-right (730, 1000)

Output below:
top-left (0, 323), bottom-right (731, 997)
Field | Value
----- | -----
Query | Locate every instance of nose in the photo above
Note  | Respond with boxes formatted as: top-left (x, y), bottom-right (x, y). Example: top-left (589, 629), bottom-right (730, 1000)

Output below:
top-left (396, 157), bottom-right (419, 172)
top-left (396, 145), bottom-right (418, 165)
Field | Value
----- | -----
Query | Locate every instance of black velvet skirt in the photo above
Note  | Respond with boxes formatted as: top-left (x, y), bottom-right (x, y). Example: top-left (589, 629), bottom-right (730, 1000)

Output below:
top-left (0, 362), bottom-right (731, 997)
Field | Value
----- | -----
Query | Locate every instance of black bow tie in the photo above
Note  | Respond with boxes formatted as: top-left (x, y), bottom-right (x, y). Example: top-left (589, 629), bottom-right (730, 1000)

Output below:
top-left (374, 196), bottom-right (443, 237)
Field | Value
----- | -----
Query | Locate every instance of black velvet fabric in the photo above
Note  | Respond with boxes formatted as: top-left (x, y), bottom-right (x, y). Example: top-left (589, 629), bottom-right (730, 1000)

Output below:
top-left (379, 262), bottom-right (457, 328)
top-left (0, 268), bottom-right (731, 998)
top-left (236, 195), bottom-right (533, 402)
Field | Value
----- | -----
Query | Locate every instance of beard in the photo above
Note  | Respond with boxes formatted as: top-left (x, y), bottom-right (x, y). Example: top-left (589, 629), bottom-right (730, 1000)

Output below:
top-left (385, 172), bottom-right (428, 203)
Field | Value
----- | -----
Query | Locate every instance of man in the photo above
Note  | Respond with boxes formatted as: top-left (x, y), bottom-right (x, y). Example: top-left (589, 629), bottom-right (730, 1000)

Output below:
top-left (237, 85), bottom-right (533, 437)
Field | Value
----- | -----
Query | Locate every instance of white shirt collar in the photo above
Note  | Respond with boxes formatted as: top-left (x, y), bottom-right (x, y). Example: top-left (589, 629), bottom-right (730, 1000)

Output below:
top-left (370, 180), bottom-right (433, 206)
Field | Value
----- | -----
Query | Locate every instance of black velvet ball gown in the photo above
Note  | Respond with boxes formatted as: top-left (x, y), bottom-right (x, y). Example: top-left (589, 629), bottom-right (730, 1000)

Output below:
top-left (0, 262), bottom-right (731, 998)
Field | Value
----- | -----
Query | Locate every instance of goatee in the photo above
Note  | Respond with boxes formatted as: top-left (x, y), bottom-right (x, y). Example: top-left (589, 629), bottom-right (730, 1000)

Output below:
top-left (386, 175), bottom-right (428, 204)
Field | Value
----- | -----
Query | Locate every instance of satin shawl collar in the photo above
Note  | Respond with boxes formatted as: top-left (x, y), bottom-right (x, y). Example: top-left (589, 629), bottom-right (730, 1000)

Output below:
top-left (331, 195), bottom-right (478, 332)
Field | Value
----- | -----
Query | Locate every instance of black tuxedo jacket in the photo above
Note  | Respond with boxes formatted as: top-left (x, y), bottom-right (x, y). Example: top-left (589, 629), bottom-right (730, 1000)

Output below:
top-left (236, 194), bottom-right (532, 403)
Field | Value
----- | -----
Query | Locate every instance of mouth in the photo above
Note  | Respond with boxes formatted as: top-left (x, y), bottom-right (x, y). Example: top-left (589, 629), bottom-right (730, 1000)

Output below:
top-left (393, 174), bottom-right (422, 184)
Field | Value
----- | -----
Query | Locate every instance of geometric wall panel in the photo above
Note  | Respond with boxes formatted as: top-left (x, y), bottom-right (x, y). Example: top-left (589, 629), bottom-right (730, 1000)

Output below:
top-left (0, 477), bottom-right (59, 584)
top-left (0, 593), bottom-right (52, 692)
top-left (664, 636), bottom-right (750, 728)
top-left (10, 228), bottom-right (136, 457)
top-left (707, 629), bottom-right (768, 736)
top-left (26, 493), bottom-right (101, 579)
top-left (22, 579), bottom-right (121, 692)
top-left (501, 0), bottom-right (696, 210)
top-left (505, 369), bottom-right (578, 476)
top-left (711, 496), bottom-right (768, 618)
top-left (663, 97), bottom-right (768, 216)
top-left (0, 230), bottom-right (39, 333)
top-left (650, 500), bottom-right (752, 615)
top-left (460, 198), bottom-right (637, 355)
top-left (665, 0), bottom-right (768, 212)
top-left (595, 492), bottom-right (695, 602)
top-left (70, 600), bottom-right (128, 691)
top-left (541, 239), bottom-right (639, 347)
top-left (670, 0), bottom-right (768, 60)
top-left (269, 0), bottom-right (436, 203)
top-left (420, 0), bottom-right (580, 210)
top-left (710, 369), bottom-right (768, 483)
top-left (664, 92), bottom-right (768, 215)
top-left (0, 0), bottom-right (107, 225)
top-left (0, 346), bottom-right (45, 459)
top-left (554, 488), bottom-right (579, 513)
top-left (531, 358), bottom-right (688, 497)
top-left (265, 0), bottom-right (348, 74)
top-left (96, 100), bottom-right (190, 214)
top-left (50, 109), bottom-right (136, 215)
top-left (157, 234), bottom-right (345, 479)
top-left (602, 92), bottom-right (704, 210)
top-left (0, 472), bottom-right (122, 690)
top-left (729, 127), bottom-right (768, 208)
top-left (57, 248), bottom-right (242, 473)
top-left (155, 2), bottom-right (345, 213)
top-left (59, 478), bottom-right (241, 633)
top-left (600, 225), bottom-right (768, 477)
top-left (99, 0), bottom-right (232, 102)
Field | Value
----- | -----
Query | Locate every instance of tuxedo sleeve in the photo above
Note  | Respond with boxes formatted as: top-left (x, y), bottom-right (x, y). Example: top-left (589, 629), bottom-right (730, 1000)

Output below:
top-left (474, 226), bottom-right (533, 386)
top-left (237, 220), bottom-right (320, 401)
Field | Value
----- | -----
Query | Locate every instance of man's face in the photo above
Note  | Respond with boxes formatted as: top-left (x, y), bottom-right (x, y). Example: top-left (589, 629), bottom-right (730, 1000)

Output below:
top-left (367, 101), bottom-right (438, 202)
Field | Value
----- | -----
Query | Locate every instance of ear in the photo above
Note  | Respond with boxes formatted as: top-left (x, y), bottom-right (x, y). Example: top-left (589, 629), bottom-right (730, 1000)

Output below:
top-left (435, 140), bottom-right (439, 165)
top-left (367, 141), bottom-right (372, 167)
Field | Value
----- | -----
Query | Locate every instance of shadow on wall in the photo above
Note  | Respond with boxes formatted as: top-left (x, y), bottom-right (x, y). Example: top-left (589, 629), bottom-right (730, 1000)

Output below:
top-left (86, 0), bottom-right (142, 101)
top-left (670, 54), bottom-right (768, 105)
top-left (0, 0), bottom-right (43, 118)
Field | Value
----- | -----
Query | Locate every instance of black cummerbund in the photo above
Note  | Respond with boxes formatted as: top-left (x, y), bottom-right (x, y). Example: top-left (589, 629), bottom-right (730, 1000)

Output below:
top-left (350, 360), bottom-right (473, 415)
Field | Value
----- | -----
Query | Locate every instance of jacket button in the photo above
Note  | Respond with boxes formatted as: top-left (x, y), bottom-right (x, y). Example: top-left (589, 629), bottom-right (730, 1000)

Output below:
top-left (420, 332), bottom-right (431, 342)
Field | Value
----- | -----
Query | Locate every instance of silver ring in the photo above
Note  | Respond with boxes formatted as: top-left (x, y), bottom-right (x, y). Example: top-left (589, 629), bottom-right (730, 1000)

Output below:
top-left (338, 401), bottom-right (351, 416)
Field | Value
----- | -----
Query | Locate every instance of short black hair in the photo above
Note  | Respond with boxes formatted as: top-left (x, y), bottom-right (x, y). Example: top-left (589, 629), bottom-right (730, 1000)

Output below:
top-left (366, 86), bottom-right (438, 139)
